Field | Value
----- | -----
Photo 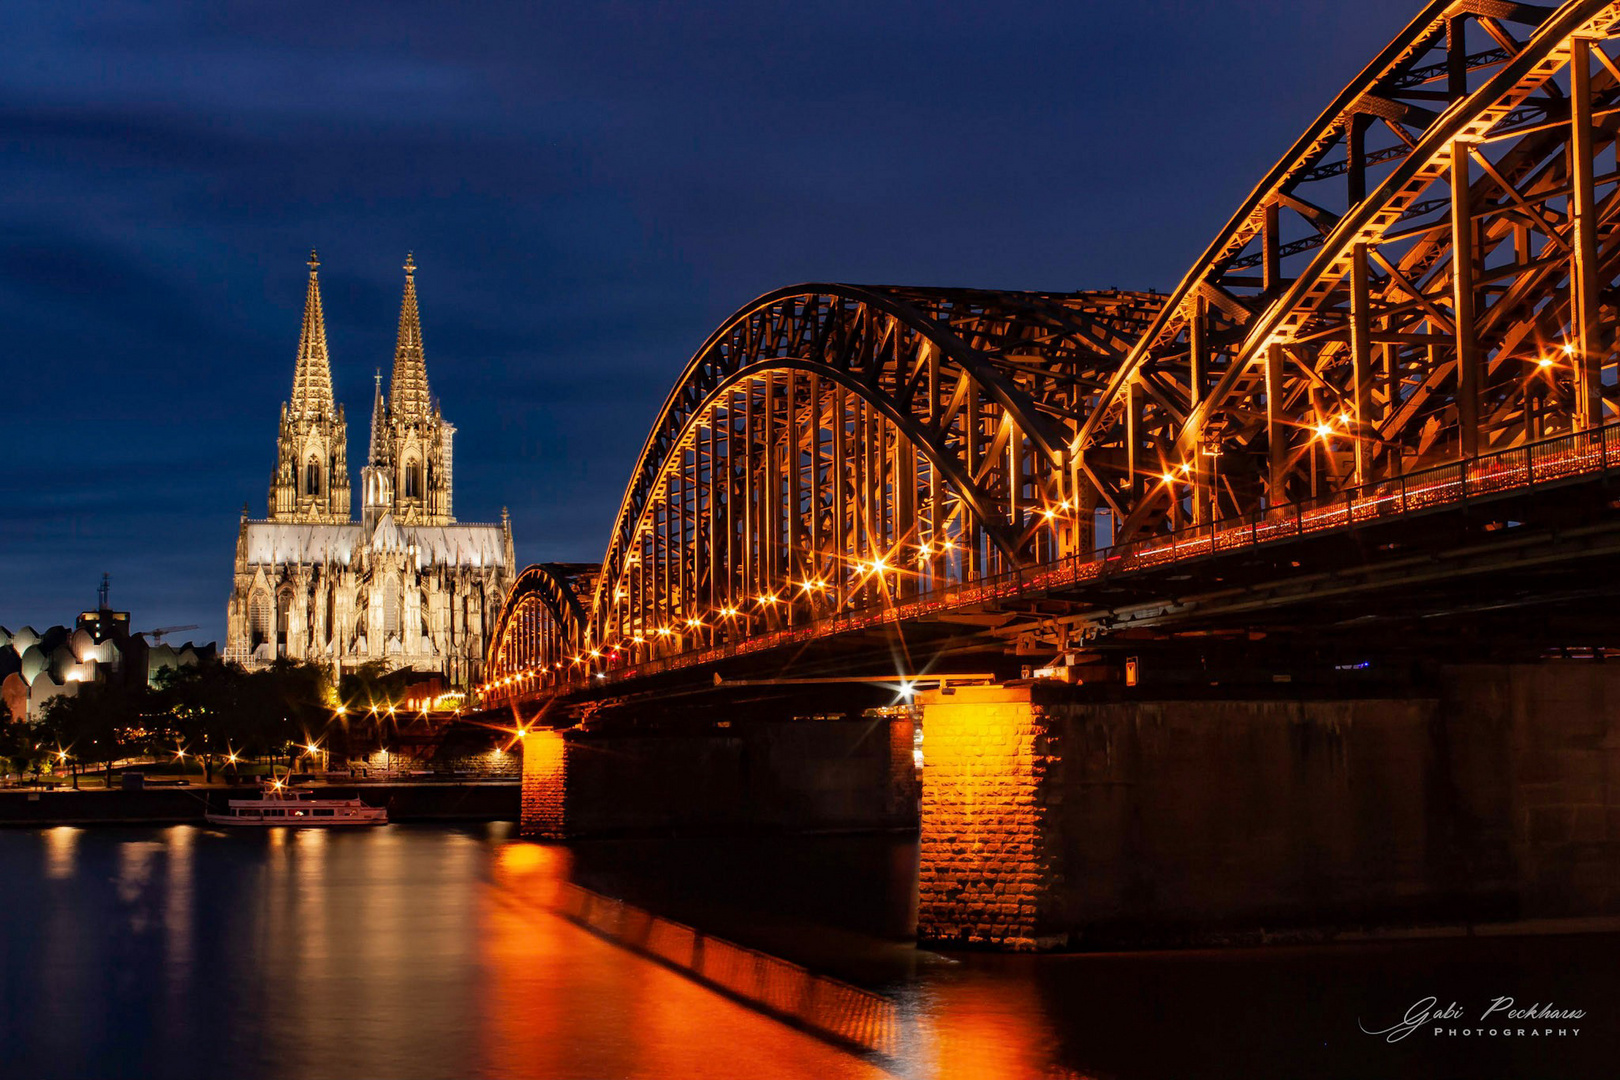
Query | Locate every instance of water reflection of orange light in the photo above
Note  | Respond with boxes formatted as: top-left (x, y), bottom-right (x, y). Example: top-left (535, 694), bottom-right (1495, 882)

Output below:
top-left (924, 970), bottom-right (1067, 1079)
top-left (478, 851), bottom-right (888, 1079)
top-left (45, 825), bottom-right (78, 880)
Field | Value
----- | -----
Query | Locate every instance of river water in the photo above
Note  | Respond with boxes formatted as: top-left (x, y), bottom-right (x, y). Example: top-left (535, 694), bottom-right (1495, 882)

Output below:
top-left (1, 824), bottom-right (1615, 1079)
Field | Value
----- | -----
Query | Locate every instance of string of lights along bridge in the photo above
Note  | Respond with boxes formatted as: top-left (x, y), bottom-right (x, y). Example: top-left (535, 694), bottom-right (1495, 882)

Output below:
top-left (484, 0), bottom-right (1620, 704)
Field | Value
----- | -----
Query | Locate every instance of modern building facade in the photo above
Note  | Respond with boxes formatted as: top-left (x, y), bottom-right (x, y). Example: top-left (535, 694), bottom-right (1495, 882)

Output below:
top-left (1, 596), bottom-right (215, 723)
top-left (225, 253), bottom-right (514, 686)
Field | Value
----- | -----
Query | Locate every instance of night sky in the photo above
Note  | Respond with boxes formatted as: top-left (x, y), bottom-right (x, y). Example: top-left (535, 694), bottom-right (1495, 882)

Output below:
top-left (2, 0), bottom-right (1420, 644)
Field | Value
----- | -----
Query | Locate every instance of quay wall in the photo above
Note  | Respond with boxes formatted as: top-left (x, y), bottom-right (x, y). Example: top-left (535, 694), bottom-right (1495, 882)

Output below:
top-left (0, 782), bottom-right (518, 826)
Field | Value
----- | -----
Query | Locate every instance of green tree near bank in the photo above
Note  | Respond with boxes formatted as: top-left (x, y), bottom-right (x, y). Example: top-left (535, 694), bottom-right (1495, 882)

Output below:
top-left (154, 659), bottom-right (333, 777)
top-left (38, 680), bottom-right (157, 787)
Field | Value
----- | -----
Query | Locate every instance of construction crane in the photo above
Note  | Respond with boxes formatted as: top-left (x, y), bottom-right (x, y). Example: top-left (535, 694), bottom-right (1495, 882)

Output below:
top-left (140, 625), bottom-right (200, 644)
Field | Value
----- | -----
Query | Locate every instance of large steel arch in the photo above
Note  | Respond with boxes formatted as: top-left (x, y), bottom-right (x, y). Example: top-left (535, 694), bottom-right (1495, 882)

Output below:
top-left (483, 0), bottom-right (1620, 697)
top-left (580, 285), bottom-right (1164, 656)
top-left (1081, 0), bottom-right (1620, 542)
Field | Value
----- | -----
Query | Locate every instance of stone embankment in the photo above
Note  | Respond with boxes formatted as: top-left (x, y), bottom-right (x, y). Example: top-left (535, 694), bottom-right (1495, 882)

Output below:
top-left (0, 781), bottom-right (518, 825)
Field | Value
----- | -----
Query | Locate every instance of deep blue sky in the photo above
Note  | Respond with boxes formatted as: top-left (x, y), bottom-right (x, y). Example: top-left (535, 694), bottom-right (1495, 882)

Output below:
top-left (2, 0), bottom-right (1419, 643)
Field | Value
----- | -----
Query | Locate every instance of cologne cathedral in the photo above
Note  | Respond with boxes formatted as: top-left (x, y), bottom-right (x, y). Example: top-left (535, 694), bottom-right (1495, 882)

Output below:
top-left (224, 253), bottom-right (515, 686)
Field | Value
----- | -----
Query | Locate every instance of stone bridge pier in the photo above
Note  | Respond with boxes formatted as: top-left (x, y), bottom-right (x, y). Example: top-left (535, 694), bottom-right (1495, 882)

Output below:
top-left (520, 711), bottom-right (919, 839)
top-left (516, 662), bottom-right (1620, 951)
top-left (917, 666), bottom-right (1620, 950)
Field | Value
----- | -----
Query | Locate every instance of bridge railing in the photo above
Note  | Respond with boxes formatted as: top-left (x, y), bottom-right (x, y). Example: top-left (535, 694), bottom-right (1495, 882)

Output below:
top-left (495, 421), bottom-right (1620, 699)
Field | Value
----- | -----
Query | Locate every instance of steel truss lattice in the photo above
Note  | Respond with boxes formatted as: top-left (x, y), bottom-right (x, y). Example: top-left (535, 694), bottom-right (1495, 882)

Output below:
top-left (486, 0), bottom-right (1620, 697)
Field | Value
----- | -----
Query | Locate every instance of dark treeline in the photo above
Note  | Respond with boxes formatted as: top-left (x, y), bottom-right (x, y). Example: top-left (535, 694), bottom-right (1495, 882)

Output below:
top-left (2, 659), bottom-right (422, 785)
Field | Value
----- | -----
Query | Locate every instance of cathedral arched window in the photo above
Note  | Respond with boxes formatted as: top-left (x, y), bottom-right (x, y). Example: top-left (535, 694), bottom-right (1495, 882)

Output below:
top-left (404, 460), bottom-right (421, 500)
top-left (382, 578), bottom-right (402, 639)
top-left (249, 591), bottom-right (272, 648)
top-left (276, 587), bottom-right (295, 654)
top-left (305, 459), bottom-right (321, 496)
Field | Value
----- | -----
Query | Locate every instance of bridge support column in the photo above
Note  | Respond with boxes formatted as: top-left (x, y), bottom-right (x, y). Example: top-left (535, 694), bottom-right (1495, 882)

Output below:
top-left (518, 712), bottom-right (919, 839)
top-left (519, 729), bottom-right (574, 839)
top-left (917, 684), bottom-right (1057, 950)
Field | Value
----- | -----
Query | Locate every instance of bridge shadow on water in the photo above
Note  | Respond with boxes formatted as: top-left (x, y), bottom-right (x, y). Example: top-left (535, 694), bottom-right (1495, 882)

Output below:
top-left (490, 831), bottom-right (1620, 1080)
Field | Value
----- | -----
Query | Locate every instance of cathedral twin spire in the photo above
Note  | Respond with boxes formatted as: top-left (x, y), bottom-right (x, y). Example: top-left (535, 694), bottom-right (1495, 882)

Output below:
top-left (389, 253), bottom-right (433, 426)
top-left (271, 251), bottom-right (452, 528)
top-left (289, 250), bottom-right (336, 419)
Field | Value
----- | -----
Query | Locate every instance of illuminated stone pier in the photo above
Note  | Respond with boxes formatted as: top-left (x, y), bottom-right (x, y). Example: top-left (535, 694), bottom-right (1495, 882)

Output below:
top-left (918, 665), bottom-right (1620, 951)
top-left (915, 684), bottom-right (1054, 949)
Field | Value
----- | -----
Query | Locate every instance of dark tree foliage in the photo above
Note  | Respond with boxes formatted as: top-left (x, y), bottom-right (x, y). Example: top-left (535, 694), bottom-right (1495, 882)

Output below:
top-left (39, 659), bottom-right (339, 782)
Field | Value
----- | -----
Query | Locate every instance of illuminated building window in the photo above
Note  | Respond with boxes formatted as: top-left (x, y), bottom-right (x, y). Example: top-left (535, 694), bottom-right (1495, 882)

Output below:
top-left (383, 578), bottom-right (402, 639)
top-left (249, 591), bottom-right (272, 648)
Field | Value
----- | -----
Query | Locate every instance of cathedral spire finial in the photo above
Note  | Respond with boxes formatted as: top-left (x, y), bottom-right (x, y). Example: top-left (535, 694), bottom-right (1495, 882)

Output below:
top-left (369, 368), bottom-right (389, 466)
top-left (388, 253), bottom-right (431, 423)
top-left (290, 250), bottom-right (334, 418)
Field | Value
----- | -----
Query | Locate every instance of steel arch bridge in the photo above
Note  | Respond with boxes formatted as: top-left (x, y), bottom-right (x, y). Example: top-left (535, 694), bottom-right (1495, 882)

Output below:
top-left (483, 563), bottom-right (595, 694)
top-left (485, 0), bottom-right (1620, 704)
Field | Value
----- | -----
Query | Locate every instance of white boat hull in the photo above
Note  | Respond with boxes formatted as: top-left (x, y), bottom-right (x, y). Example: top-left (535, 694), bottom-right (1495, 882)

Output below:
top-left (205, 812), bottom-right (386, 827)
top-left (206, 791), bottom-right (388, 827)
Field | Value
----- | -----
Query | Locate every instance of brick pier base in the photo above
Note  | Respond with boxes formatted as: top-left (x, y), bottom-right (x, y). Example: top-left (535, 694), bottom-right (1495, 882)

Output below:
top-left (518, 729), bottom-right (571, 839)
top-left (916, 684), bottom-right (1055, 950)
top-left (918, 665), bottom-right (1620, 952)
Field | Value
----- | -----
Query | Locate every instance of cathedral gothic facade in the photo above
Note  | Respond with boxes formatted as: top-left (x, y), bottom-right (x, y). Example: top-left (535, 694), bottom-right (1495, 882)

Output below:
top-left (225, 253), bottom-right (515, 686)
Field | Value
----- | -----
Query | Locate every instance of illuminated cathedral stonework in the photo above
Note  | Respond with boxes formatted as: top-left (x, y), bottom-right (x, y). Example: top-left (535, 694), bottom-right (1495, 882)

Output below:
top-left (225, 253), bottom-right (514, 686)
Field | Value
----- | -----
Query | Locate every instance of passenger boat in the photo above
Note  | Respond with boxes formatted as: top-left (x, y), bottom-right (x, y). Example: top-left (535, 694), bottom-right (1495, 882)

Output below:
top-left (205, 785), bottom-right (387, 827)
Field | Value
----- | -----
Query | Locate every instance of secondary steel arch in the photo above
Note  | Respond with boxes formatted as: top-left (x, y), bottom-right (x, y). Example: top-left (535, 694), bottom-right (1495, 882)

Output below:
top-left (483, 563), bottom-right (595, 690)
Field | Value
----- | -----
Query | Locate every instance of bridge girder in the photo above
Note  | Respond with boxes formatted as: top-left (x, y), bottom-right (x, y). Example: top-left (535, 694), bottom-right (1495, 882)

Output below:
top-left (577, 284), bottom-right (1164, 655)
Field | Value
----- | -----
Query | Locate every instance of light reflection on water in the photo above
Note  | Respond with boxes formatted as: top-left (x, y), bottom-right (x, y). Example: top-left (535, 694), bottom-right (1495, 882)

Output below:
top-left (2, 824), bottom-right (1617, 1080)
top-left (0, 825), bottom-right (880, 1080)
